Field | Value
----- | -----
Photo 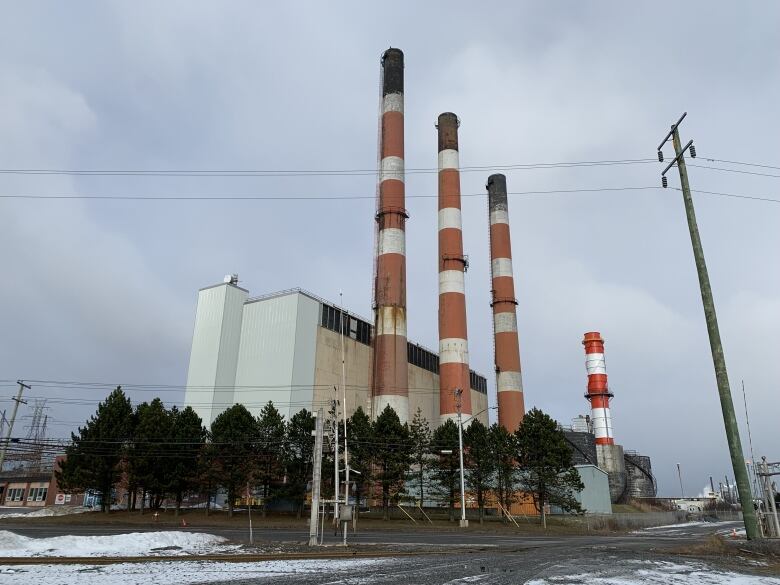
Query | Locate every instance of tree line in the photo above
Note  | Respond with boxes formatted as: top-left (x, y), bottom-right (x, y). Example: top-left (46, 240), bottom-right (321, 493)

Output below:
top-left (57, 387), bottom-right (584, 523)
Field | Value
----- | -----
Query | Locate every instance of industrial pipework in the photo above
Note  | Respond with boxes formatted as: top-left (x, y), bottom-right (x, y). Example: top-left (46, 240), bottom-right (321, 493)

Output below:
top-left (487, 174), bottom-right (525, 432)
top-left (583, 331), bottom-right (614, 445)
top-left (372, 48), bottom-right (409, 423)
top-left (437, 112), bottom-right (472, 425)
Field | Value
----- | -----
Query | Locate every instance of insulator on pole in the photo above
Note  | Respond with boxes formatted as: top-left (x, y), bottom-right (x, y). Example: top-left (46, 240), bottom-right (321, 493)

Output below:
top-left (689, 144), bottom-right (696, 158)
top-left (662, 176), bottom-right (668, 188)
top-left (657, 151), bottom-right (664, 162)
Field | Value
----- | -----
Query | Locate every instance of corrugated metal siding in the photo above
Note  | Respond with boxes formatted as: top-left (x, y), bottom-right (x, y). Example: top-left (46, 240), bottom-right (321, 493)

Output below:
top-left (184, 284), bottom-right (246, 427)
top-left (288, 294), bottom-right (318, 418)
top-left (234, 293), bottom-right (301, 418)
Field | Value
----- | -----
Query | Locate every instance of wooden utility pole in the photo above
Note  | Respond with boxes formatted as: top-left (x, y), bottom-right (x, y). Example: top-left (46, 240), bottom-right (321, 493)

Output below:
top-left (0, 381), bottom-right (30, 472)
top-left (658, 113), bottom-right (759, 540)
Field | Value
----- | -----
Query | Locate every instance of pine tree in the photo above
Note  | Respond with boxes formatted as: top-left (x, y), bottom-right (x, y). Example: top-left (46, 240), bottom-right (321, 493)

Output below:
top-left (56, 386), bottom-right (133, 513)
top-left (489, 423), bottom-right (519, 519)
top-left (284, 409), bottom-right (315, 518)
top-left (346, 406), bottom-right (373, 515)
top-left (167, 406), bottom-right (206, 516)
top-left (463, 419), bottom-right (495, 524)
top-left (132, 398), bottom-right (173, 511)
top-left (515, 408), bottom-right (584, 527)
top-left (372, 405), bottom-right (412, 520)
top-left (430, 419), bottom-right (460, 521)
top-left (408, 408), bottom-right (431, 513)
top-left (256, 401), bottom-right (286, 517)
top-left (210, 404), bottom-right (257, 518)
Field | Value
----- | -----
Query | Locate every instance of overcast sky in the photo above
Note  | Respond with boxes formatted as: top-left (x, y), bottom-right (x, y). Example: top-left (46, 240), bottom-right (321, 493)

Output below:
top-left (0, 2), bottom-right (778, 497)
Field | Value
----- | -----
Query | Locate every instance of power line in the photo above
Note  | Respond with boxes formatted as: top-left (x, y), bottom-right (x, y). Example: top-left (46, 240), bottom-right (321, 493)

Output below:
top-left (0, 186), bottom-right (660, 201)
top-left (689, 164), bottom-right (780, 179)
top-left (677, 188), bottom-right (780, 204)
top-left (703, 158), bottom-right (780, 171)
top-left (0, 186), bottom-right (776, 204)
top-left (0, 158), bottom-right (657, 177)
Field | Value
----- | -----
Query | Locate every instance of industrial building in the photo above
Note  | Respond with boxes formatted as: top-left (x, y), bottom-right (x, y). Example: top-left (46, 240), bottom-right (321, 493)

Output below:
top-left (184, 281), bottom-right (488, 426)
top-left (182, 48), bottom-right (654, 515)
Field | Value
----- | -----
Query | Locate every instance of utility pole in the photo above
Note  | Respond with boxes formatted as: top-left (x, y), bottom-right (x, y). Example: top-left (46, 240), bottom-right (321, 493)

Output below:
top-left (332, 397), bottom-right (339, 528)
top-left (0, 381), bottom-right (30, 472)
top-left (308, 408), bottom-right (324, 546)
top-left (340, 292), bottom-right (350, 546)
top-left (658, 112), bottom-right (759, 540)
top-left (455, 388), bottom-right (468, 528)
top-left (677, 463), bottom-right (684, 499)
top-left (759, 457), bottom-right (780, 537)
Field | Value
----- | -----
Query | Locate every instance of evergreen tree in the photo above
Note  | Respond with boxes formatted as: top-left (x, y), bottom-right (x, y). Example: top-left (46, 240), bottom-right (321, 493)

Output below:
top-left (346, 406), bottom-right (374, 514)
top-left (430, 419), bottom-right (460, 521)
top-left (210, 404), bottom-right (257, 518)
top-left (56, 386), bottom-right (133, 513)
top-left (132, 398), bottom-right (173, 511)
top-left (167, 405), bottom-right (207, 516)
top-left (256, 401), bottom-right (286, 517)
top-left (489, 423), bottom-right (519, 519)
top-left (515, 408), bottom-right (584, 527)
top-left (463, 419), bottom-right (495, 523)
top-left (408, 408), bottom-right (431, 512)
top-left (372, 405), bottom-right (412, 520)
top-left (284, 408), bottom-right (315, 518)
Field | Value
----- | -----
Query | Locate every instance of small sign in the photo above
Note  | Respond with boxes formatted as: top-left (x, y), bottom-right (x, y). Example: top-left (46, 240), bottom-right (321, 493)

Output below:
top-left (65, 494), bottom-right (72, 503)
top-left (55, 493), bottom-right (66, 505)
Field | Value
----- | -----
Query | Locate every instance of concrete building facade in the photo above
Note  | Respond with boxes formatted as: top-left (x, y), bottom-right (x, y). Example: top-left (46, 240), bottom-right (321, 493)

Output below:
top-left (184, 282), bottom-right (489, 427)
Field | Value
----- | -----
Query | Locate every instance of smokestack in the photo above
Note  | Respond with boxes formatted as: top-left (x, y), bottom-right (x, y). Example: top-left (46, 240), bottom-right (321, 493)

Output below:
top-left (583, 332), bottom-right (614, 445)
top-left (487, 174), bottom-right (525, 432)
top-left (437, 113), bottom-right (471, 425)
top-left (372, 48), bottom-right (409, 423)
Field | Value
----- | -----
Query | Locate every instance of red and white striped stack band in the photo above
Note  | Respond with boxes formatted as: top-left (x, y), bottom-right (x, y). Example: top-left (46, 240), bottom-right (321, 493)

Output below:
top-left (437, 113), bottom-right (472, 425)
top-left (583, 331), bottom-right (614, 445)
top-left (372, 48), bottom-right (409, 422)
top-left (487, 174), bottom-right (525, 432)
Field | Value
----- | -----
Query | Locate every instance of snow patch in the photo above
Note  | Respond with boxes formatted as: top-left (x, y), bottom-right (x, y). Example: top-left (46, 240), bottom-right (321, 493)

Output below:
top-left (526, 559), bottom-right (780, 584)
top-left (0, 530), bottom-right (234, 557)
top-left (0, 558), bottom-right (382, 584)
top-left (0, 506), bottom-right (91, 519)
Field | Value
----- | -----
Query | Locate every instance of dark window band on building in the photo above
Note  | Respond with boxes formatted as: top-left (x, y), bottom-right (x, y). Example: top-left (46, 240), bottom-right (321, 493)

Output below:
top-left (469, 370), bottom-right (487, 394)
top-left (320, 302), bottom-right (487, 393)
top-left (320, 303), bottom-right (371, 346)
top-left (408, 343), bottom-right (439, 374)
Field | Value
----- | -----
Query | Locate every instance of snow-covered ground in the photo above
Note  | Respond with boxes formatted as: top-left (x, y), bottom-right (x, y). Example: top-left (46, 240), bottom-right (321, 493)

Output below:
top-left (0, 558), bottom-right (382, 585)
top-left (632, 519), bottom-right (743, 537)
top-left (0, 530), bottom-right (241, 557)
top-left (527, 560), bottom-right (780, 584)
top-left (0, 506), bottom-right (91, 519)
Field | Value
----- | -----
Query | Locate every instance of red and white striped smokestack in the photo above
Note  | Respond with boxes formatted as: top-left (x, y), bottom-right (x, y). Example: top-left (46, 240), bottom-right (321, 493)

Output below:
top-left (583, 332), bottom-right (614, 445)
top-left (437, 113), bottom-right (472, 425)
top-left (487, 174), bottom-right (525, 432)
top-left (372, 48), bottom-right (409, 423)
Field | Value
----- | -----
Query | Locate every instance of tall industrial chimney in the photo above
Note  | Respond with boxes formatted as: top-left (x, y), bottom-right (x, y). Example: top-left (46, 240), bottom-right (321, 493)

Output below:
top-left (582, 331), bottom-right (614, 444)
top-left (372, 48), bottom-right (409, 423)
top-left (487, 174), bottom-right (525, 432)
top-left (437, 113), bottom-right (472, 425)
top-left (583, 331), bottom-right (627, 503)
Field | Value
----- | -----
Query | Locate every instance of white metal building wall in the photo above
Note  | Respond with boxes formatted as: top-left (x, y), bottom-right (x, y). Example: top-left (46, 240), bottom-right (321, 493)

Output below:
top-left (183, 283), bottom-right (247, 426)
top-left (234, 292), bottom-right (318, 419)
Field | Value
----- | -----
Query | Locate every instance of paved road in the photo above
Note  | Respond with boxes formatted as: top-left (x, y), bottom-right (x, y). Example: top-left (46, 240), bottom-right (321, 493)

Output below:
top-left (4, 520), bottom-right (771, 584)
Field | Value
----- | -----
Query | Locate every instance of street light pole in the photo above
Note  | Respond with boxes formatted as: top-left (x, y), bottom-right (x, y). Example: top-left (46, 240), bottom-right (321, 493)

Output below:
top-left (455, 388), bottom-right (468, 528)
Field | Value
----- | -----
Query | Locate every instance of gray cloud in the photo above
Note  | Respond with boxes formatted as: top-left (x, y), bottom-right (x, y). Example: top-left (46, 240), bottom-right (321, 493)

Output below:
top-left (0, 1), bottom-right (777, 496)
